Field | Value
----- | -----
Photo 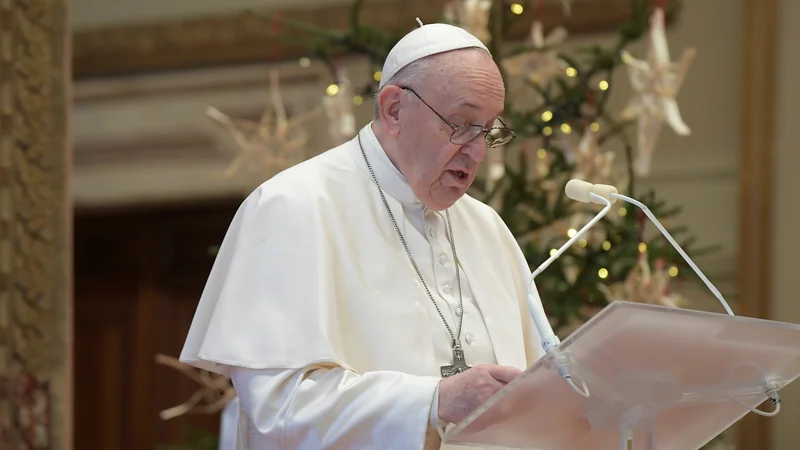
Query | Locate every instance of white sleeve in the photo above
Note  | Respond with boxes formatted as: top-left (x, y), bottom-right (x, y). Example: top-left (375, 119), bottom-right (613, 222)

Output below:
top-left (430, 383), bottom-right (442, 428)
top-left (230, 366), bottom-right (443, 450)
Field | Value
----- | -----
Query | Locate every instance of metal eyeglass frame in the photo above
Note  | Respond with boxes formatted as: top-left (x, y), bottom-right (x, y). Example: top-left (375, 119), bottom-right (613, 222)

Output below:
top-left (400, 87), bottom-right (516, 148)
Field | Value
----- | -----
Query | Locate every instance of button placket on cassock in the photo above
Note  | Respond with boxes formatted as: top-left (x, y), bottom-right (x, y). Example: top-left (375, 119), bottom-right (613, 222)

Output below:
top-left (423, 210), bottom-right (461, 323)
top-left (357, 126), bottom-right (499, 370)
top-left (423, 209), bottom-right (496, 365)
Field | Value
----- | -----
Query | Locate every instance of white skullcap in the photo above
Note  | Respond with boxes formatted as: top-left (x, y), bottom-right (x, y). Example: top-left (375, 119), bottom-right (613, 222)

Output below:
top-left (379, 18), bottom-right (490, 89)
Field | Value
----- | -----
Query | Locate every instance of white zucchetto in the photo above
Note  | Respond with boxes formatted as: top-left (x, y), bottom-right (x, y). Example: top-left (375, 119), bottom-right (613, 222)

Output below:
top-left (379, 19), bottom-right (490, 88)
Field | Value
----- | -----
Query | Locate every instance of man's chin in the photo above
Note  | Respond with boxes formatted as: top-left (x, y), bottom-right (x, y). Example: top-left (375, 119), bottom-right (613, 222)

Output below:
top-left (426, 190), bottom-right (468, 211)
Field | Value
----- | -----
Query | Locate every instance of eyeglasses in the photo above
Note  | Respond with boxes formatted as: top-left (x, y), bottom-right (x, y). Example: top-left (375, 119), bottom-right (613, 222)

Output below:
top-left (401, 87), bottom-right (516, 148)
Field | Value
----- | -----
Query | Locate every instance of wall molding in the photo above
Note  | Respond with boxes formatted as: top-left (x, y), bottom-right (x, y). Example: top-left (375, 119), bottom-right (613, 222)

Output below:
top-left (71, 0), bottom-right (665, 79)
top-left (0, 0), bottom-right (73, 448)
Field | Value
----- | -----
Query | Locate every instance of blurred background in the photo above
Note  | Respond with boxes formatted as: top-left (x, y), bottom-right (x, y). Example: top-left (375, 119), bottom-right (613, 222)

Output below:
top-left (1, 0), bottom-right (797, 449)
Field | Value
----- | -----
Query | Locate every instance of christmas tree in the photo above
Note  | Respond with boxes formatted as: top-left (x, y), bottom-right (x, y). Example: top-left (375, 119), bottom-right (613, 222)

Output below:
top-left (161, 0), bottom-right (734, 448)
top-left (235, 0), bottom-right (717, 337)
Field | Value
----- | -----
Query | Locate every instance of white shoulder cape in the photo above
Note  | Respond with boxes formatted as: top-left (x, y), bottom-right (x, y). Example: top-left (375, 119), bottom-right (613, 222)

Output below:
top-left (180, 128), bottom-right (544, 377)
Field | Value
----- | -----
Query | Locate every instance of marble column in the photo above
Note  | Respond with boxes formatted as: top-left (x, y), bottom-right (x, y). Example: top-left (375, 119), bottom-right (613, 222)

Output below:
top-left (0, 0), bottom-right (72, 449)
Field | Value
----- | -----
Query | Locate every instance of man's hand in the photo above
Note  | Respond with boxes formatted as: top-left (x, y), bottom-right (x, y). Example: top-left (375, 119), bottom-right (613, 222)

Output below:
top-left (436, 364), bottom-right (522, 424)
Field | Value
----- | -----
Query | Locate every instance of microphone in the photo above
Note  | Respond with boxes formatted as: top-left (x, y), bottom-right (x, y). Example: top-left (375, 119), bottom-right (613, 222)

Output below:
top-left (526, 179), bottom-right (736, 397)
top-left (564, 179), bottom-right (618, 205)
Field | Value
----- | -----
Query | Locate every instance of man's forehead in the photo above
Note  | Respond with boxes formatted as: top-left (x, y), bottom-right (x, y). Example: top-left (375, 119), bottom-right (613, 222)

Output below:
top-left (458, 101), bottom-right (480, 110)
top-left (440, 78), bottom-right (505, 111)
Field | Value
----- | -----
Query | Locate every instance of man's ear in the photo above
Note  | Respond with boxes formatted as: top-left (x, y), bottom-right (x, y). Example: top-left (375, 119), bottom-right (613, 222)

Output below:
top-left (376, 86), bottom-right (404, 136)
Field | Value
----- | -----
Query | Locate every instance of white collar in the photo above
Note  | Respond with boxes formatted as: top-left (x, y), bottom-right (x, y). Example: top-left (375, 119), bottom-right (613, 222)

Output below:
top-left (357, 123), bottom-right (425, 210)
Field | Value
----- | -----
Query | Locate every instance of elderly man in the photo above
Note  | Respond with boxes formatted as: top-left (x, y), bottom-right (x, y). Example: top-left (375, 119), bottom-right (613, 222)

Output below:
top-left (180, 21), bottom-right (545, 449)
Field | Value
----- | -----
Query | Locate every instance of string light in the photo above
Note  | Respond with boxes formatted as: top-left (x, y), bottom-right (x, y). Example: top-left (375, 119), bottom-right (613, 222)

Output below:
top-left (373, 71), bottom-right (382, 81)
top-left (543, 126), bottom-right (553, 136)
top-left (598, 268), bottom-right (609, 279)
top-left (561, 123), bottom-right (572, 134)
top-left (590, 122), bottom-right (600, 132)
top-left (578, 238), bottom-right (588, 247)
top-left (669, 266), bottom-right (679, 277)
top-left (638, 242), bottom-right (648, 253)
top-left (621, 52), bottom-right (633, 64)
top-left (566, 67), bottom-right (577, 77)
top-left (536, 148), bottom-right (547, 159)
top-left (541, 110), bottom-right (553, 122)
top-left (550, 248), bottom-right (558, 256)
top-left (298, 57), bottom-right (311, 68)
top-left (618, 207), bottom-right (627, 216)
top-left (353, 95), bottom-right (363, 105)
top-left (567, 228), bottom-right (577, 238)
top-left (326, 84), bottom-right (339, 96)
top-left (602, 240), bottom-right (612, 251)
top-left (510, 3), bottom-right (524, 14)
top-left (598, 80), bottom-right (609, 90)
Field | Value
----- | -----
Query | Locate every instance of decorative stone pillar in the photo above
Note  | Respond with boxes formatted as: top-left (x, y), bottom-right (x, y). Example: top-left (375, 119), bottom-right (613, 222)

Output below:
top-left (0, 0), bottom-right (72, 449)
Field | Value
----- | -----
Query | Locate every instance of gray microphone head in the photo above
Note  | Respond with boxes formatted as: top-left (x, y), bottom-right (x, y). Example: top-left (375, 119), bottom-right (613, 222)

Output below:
top-left (565, 179), bottom-right (593, 203)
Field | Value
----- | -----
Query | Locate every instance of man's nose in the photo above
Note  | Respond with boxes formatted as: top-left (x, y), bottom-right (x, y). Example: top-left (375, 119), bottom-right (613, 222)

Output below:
top-left (461, 137), bottom-right (486, 162)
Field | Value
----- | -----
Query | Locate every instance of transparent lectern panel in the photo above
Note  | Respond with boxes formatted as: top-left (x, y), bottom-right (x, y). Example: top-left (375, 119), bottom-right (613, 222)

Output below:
top-left (443, 301), bottom-right (800, 450)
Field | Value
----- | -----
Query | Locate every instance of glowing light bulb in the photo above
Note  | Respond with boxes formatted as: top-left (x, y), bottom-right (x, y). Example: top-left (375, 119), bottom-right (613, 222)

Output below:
top-left (669, 266), bottom-right (679, 277)
top-left (326, 84), bottom-right (339, 96)
top-left (353, 95), bottom-right (363, 105)
top-left (541, 111), bottom-right (553, 122)
top-left (602, 240), bottom-right (611, 251)
top-left (550, 248), bottom-right (558, 256)
top-left (567, 228), bottom-right (577, 238)
top-left (561, 123), bottom-right (572, 134)
top-left (618, 207), bottom-right (627, 216)
top-left (536, 148), bottom-right (547, 159)
top-left (578, 239), bottom-right (588, 247)
top-left (598, 80), bottom-right (609, 90)
top-left (638, 242), bottom-right (648, 253)
top-left (510, 3), bottom-right (523, 14)
top-left (373, 71), bottom-right (382, 81)
top-left (590, 122), bottom-right (600, 132)
top-left (543, 126), bottom-right (553, 136)
top-left (566, 67), bottom-right (577, 77)
top-left (598, 268), bottom-right (609, 279)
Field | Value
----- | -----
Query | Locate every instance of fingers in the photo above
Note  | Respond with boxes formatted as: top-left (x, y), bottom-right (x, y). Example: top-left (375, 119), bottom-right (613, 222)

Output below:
top-left (486, 365), bottom-right (522, 384)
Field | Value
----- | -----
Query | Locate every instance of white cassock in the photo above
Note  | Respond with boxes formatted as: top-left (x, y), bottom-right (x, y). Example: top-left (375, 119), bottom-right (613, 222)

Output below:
top-left (218, 396), bottom-right (240, 450)
top-left (180, 122), bottom-right (546, 449)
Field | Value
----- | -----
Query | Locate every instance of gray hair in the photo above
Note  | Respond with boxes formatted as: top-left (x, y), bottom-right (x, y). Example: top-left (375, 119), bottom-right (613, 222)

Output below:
top-left (373, 56), bottom-right (434, 121)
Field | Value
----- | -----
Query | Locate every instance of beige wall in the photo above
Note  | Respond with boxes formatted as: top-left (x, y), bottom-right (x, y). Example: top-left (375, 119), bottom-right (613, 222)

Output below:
top-left (773, 0), bottom-right (800, 446)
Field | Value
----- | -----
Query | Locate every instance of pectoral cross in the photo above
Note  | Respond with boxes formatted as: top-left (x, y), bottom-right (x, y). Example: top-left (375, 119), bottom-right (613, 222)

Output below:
top-left (440, 343), bottom-right (472, 377)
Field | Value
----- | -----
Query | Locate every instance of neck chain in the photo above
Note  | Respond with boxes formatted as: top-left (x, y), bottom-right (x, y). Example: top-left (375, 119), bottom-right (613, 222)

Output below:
top-left (357, 131), bottom-right (471, 377)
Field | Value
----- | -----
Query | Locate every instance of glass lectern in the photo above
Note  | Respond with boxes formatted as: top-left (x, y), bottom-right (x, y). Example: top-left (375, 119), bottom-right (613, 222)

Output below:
top-left (443, 301), bottom-right (800, 450)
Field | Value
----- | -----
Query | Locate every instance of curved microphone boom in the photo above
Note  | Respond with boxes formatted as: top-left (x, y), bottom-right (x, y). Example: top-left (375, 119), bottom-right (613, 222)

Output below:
top-left (526, 179), bottom-right (737, 397)
top-left (527, 180), bottom-right (617, 356)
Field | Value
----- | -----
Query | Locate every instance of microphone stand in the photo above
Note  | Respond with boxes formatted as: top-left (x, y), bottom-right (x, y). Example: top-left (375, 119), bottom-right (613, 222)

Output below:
top-left (526, 179), bottom-right (739, 400)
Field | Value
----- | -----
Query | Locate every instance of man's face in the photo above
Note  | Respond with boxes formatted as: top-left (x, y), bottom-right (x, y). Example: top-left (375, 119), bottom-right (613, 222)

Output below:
top-left (393, 50), bottom-right (505, 211)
